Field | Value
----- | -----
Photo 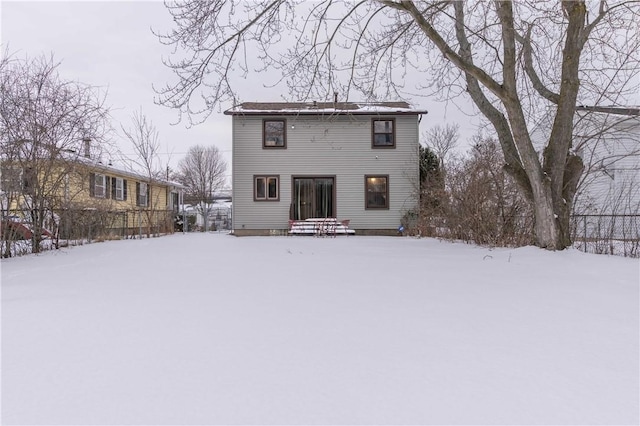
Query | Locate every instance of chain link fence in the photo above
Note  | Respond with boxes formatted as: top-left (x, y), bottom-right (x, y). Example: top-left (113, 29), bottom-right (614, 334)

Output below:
top-left (408, 213), bottom-right (639, 258)
top-left (2, 207), bottom-right (179, 257)
top-left (4, 208), bottom-right (637, 258)
top-left (571, 214), bottom-right (640, 258)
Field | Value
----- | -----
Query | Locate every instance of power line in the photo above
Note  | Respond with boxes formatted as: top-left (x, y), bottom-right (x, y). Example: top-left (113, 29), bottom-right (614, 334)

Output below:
top-left (117, 149), bottom-right (232, 156)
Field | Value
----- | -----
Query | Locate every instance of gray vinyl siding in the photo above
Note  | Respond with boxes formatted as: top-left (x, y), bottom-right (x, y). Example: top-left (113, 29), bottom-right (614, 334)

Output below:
top-left (532, 111), bottom-right (640, 215)
top-left (574, 117), bottom-right (640, 214)
top-left (232, 114), bottom-right (420, 232)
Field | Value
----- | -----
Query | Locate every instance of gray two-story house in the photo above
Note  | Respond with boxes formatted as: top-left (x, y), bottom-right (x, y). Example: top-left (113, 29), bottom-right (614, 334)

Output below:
top-left (224, 101), bottom-right (427, 235)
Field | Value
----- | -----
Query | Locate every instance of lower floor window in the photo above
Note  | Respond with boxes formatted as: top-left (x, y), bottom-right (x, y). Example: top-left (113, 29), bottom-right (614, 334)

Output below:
top-left (94, 173), bottom-right (106, 198)
top-left (255, 175), bottom-right (279, 201)
top-left (137, 182), bottom-right (148, 207)
top-left (365, 175), bottom-right (389, 209)
top-left (114, 177), bottom-right (125, 200)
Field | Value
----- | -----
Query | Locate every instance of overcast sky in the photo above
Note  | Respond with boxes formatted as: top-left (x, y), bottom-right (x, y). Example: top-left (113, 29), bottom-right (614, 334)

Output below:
top-left (1, 1), bottom-right (479, 184)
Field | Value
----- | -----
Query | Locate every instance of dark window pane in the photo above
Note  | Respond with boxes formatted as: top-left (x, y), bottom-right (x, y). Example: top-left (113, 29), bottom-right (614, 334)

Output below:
top-left (315, 178), bottom-right (333, 218)
top-left (256, 177), bottom-right (266, 198)
top-left (264, 121), bottom-right (285, 147)
top-left (374, 120), bottom-right (393, 133)
top-left (374, 133), bottom-right (393, 145)
top-left (373, 120), bottom-right (394, 146)
top-left (267, 177), bottom-right (278, 199)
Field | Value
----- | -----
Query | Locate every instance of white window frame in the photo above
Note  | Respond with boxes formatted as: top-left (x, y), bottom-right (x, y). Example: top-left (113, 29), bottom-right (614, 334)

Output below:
top-left (94, 173), bottom-right (106, 198)
top-left (138, 182), bottom-right (148, 207)
top-left (114, 177), bottom-right (124, 200)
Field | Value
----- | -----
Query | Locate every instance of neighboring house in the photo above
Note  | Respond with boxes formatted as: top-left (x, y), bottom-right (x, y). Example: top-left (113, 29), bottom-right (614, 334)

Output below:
top-left (224, 101), bottom-right (426, 235)
top-left (182, 191), bottom-right (233, 231)
top-left (77, 159), bottom-right (184, 237)
top-left (187, 200), bottom-right (232, 231)
top-left (573, 106), bottom-right (640, 214)
top-left (530, 105), bottom-right (640, 215)
top-left (1, 152), bottom-right (184, 239)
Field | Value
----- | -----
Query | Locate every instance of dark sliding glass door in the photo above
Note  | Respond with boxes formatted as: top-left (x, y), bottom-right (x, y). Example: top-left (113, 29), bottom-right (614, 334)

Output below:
top-left (292, 177), bottom-right (335, 220)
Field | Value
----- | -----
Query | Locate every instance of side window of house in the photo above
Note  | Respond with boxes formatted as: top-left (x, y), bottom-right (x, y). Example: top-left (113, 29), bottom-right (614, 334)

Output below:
top-left (365, 175), bottom-right (389, 209)
top-left (112, 177), bottom-right (127, 201)
top-left (22, 167), bottom-right (36, 193)
top-left (91, 173), bottom-right (106, 198)
top-left (136, 182), bottom-right (148, 207)
top-left (254, 175), bottom-right (279, 201)
top-left (263, 120), bottom-right (286, 148)
top-left (372, 119), bottom-right (395, 148)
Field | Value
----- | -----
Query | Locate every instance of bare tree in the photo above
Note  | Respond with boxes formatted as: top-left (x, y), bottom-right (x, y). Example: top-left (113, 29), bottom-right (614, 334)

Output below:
top-left (423, 123), bottom-right (459, 171)
top-left (175, 145), bottom-right (227, 231)
top-left (414, 134), bottom-right (533, 246)
top-left (155, 0), bottom-right (640, 249)
top-left (0, 53), bottom-right (110, 254)
top-left (120, 109), bottom-right (167, 238)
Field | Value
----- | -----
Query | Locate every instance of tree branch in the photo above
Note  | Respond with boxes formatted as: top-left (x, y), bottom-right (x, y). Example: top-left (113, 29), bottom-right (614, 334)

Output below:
top-left (379, 0), bottom-right (507, 100)
top-left (516, 24), bottom-right (561, 104)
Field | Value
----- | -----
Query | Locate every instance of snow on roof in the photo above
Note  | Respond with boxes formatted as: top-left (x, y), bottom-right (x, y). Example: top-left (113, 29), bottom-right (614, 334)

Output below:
top-left (71, 156), bottom-right (186, 189)
top-left (224, 101), bottom-right (428, 116)
top-left (1, 140), bottom-right (185, 189)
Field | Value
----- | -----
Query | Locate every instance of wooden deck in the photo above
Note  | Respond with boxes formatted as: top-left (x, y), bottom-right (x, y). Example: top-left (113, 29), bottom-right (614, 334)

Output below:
top-left (288, 218), bottom-right (355, 236)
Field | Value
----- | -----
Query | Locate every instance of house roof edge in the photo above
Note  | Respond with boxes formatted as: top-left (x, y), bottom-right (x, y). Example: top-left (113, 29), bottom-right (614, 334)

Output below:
top-left (224, 101), bottom-right (428, 116)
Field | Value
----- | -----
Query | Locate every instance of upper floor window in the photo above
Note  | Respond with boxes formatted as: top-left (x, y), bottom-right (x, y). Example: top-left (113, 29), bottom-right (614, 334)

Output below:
top-left (372, 119), bottom-right (395, 148)
top-left (365, 175), bottom-right (389, 209)
top-left (255, 175), bottom-right (279, 201)
top-left (263, 120), bottom-right (286, 148)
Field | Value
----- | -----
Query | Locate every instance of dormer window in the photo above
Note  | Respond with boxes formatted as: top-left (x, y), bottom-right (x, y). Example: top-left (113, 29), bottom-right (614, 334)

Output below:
top-left (263, 120), bottom-right (286, 148)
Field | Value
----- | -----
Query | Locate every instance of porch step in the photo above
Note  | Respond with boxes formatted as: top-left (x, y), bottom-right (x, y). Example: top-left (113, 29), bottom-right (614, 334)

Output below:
top-left (288, 219), bottom-right (355, 236)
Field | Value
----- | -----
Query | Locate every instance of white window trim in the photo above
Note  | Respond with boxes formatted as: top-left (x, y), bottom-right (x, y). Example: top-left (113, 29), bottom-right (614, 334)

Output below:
top-left (114, 177), bottom-right (124, 200)
top-left (139, 182), bottom-right (148, 207)
top-left (95, 174), bottom-right (106, 198)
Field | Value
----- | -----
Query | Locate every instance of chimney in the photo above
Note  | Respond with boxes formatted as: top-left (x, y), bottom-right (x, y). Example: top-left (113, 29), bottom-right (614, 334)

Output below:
top-left (334, 92), bottom-right (338, 103)
top-left (83, 138), bottom-right (91, 158)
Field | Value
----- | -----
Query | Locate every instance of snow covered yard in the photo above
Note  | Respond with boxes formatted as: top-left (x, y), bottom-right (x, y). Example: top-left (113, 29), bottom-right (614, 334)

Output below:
top-left (1, 233), bottom-right (638, 425)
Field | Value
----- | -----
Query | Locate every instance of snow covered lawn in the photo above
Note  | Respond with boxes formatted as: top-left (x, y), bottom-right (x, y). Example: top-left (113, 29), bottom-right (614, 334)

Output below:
top-left (2, 233), bottom-right (638, 425)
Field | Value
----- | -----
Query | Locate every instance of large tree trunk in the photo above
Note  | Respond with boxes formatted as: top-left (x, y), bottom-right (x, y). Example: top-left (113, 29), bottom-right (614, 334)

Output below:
top-left (530, 178), bottom-right (559, 249)
top-left (473, 1), bottom-right (588, 250)
top-left (543, 1), bottom-right (588, 249)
